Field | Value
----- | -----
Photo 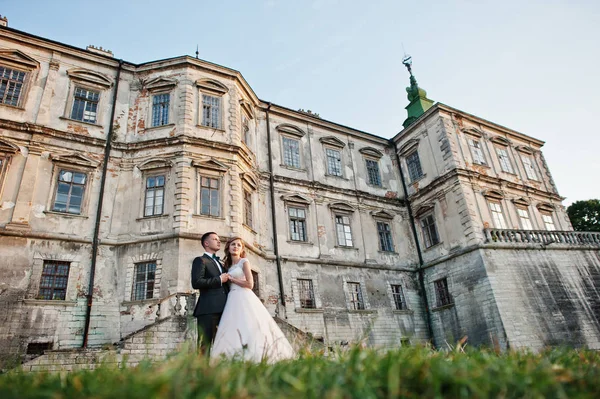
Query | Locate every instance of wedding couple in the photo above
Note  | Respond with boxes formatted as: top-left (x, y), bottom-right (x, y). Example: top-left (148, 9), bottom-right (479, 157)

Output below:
top-left (191, 232), bottom-right (294, 362)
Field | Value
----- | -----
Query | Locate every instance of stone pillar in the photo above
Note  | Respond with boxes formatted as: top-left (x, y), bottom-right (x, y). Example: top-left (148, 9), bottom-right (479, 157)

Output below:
top-left (35, 57), bottom-right (61, 126)
top-left (6, 146), bottom-right (43, 230)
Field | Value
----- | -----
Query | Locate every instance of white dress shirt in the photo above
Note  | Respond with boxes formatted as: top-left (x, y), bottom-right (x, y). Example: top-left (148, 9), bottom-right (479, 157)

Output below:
top-left (203, 251), bottom-right (223, 273)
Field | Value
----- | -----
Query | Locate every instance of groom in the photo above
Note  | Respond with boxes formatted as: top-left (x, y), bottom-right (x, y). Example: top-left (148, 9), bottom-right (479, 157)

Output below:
top-left (191, 232), bottom-right (230, 354)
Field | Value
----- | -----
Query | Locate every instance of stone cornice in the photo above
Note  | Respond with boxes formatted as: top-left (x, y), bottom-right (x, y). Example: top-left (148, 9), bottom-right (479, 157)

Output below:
top-left (0, 119), bottom-right (107, 148)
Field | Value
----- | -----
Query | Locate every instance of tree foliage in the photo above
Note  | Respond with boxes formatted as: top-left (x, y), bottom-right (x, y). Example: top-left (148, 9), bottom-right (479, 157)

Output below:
top-left (567, 199), bottom-right (600, 231)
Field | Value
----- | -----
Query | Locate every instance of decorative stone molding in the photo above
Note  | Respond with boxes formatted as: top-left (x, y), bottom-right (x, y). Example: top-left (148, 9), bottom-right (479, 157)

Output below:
top-left (359, 146), bottom-right (384, 159)
top-left (136, 157), bottom-right (173, 171)
top-left (145, 77), bottom-right (177, 92)
top-left (515, 145), bottom-right (535, 155)
top-left (490, 136), bottom-right (512, 146)
top-left (512, 197), bottom-right (530, 207)
top-left (398, 139), bottom-right (420, 156)
top-left (275, 123), bottom-right (305, 138)
top-left (0, 138), bottom-right (20, 154)
top-left (191, 158), bottom-right (229, 172)
top-left (281, 194), bottom-right (311, 205)
top-left (329, 201), bottom-right (355, 214)
top-left (66, 68), bottom-right (112, 88)
top-left (195, 78), bottom-right (228, 95)
top-left (482, 189), bottom-right (504, 200)
top-left (319, 136), bottom-right (345, 149)
top-left (536, 202), bottom-right (555, 213)
top-left (51, 152), bottom-right (100, 168)
top-left (461, 127), bottom-right (486, 138)
top-left (0, 49), bottom-right (39, 69)
top-left (371, 210), bottom-right (394, 220)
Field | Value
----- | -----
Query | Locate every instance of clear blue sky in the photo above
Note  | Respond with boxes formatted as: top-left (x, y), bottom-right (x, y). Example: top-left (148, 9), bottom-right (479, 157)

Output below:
top-left (4, 1), bottom-right (599, 205)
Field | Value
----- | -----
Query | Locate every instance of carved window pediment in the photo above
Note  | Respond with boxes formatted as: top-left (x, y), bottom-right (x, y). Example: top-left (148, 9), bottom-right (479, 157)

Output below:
top-left (281, 194), bottom-right (311, 205)
top-left (536, 202), bottom-right (555, 213)
top-left (276, 124), bottom-right (305, 138)
top-left (372, 210), bottom-right (394, 220)
top-left (196, 79), bottom-right (228, 95)
top-left (398, 139), bottom-right (420, 157)
top-left (241, 172), bottom-right (258, 190)
top-left (414, 204), bottom-right (435, 218)
top-left (516, 145), bottom-right (535, 155)
top-left (66, 68), bottom-right (112, 88)
top-left (136, 157), bottom-right (173, 171)
top-left (0, 49), bottom-right (39, 69)
top-left (192, 158), bottom-right (229, 172)
top-left (359, 146), bottom-right (383, 159)
top-left (240, 100), bottom-right (255, 119)
top-left (0, 138), bottom-right (20, 154)
top-left (512, 197), bottom-right (530, 207)
top-left (462, 127), bottom-right (485, 138)
top-left (51, 152), bottom-right (99, 168)
top-left (490, 136), bottom-right (511, 146)
top-left (145, 77), bottom-right (177, 92)
top-left (482, 189), bottom-right (505, 200)
top-left (319, 136), bottom-right (345, 149)
top-left (329, 201), bottom-right (355, 214)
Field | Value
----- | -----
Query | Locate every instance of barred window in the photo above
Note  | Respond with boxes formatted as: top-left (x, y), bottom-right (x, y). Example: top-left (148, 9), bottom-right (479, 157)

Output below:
top-left (200, 176), bottom-right (220, 217)
top-left (406, 151), bottom-right (423, 181)
top-left (289, 206), bottom-right (307, 241)
top-left (0, 66), bottom-right (27, 107)
top-left (38, 261), bottom-right (70, 300)
top-left (377, 221), bottom-right (394, 252)
top-left (282, 136), bottom-right (301, 168)
top-left (496, 147), bottom-right (514, 173)
top-left (517, 208), bottom-right (533, 230)
top-left (252, 270), bottom-right (259, 297)
top-left (326, 148), bottom-right (342, 176)
top-left (434, 278), bottom-right (452, 307)
top-left (144, 175), bottom-right (165, 216)
top-left (151, 93), bottom-right (170, 127)
top-left (468, 138), bottom-right (486, 165)
top-left (52, 169), bottom-right (87, 214)
top-left (542, 214), bottom-right (556, 231)
top-left (489, 202), bottom-right (507, 229)
top-left (347, 282), bottom-right (364, 310)
top-left (420, 214), bottom-right (440, 248)
top-left (298, 279), bottom-right (315, 309)
top-left (132, 262), bottom-right (156, 301)
top-left (335, 215), bottom-right (353, 247)
top-left (521, 156), bottom-right (538, 180)
top-left (391, 284), bottom-right (406, 310)
top-left (202, 94), bottom-right (221, 129)
top-left (365, 159), bottom-right (381, 186)
top-left (70, 87), bottom-right (100, 123)
top-left (244, 190), bottom-right (253, 227)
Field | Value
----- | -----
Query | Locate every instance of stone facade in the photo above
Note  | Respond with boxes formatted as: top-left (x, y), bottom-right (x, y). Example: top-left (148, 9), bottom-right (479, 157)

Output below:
top-left (0, 23), bottom-right (599, 367)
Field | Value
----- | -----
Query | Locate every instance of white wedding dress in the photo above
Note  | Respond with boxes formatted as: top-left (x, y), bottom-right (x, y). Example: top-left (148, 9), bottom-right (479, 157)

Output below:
top-left (210, 258), bottom-right (295, 362)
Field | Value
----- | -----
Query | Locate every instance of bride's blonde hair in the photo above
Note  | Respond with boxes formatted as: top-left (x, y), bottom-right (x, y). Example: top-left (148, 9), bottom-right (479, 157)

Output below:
top-left (224, 236), bottom-right (246, 269)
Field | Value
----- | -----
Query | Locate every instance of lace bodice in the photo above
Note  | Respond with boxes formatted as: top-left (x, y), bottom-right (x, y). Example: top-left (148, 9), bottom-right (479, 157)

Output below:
top-left (228, 258), bottom-right (248, 290)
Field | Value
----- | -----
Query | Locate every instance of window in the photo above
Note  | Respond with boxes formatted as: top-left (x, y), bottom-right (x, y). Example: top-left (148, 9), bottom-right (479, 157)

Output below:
top-left (38, 261), bottom-right (70, 300)
top-left (326, 148), bottom-right (342, 176)
top-left (251, 270), bottom-right (259, 297)
top-left (489, 202), bottom-right (507, 229)
top-left (434, 278), bottom-right (452, 307)
top-left (241, 112), bottom-right (250, 145)
top-left (132, 262), bottom-right (156, 301)
top-left (0, 66), bottom-right (26, 106)
top-left (201, 94), bottom-right (221, 129)
top-left (52, 169), bottom-right (87, 214)
top-left (151, 93), bottom-right (170, 127)
top-left (347, 282), bottom-right (365, 310)
top-left (377, 221), bottom-right (394, 252)
top-left (366, 159), bottom-right (381, 186)
top-left (468, 138), bottom-right (486, 165)
top-left (406, 151), bottom-right (423, 181)
top-left (542, 214), bottom-right (556, 231)
top-left (335, 215), bottom-right (353, 247)
top-left (391, 284), bottom-right (407, 310)
top-left (496, 147), bottom-right (514, 173)
top-left (144, 175), bottom-right (165, 217)
top-left (516, 208), bottom-right (533, 230)
top-left (521, 156), bottom-right (537, 180)
top-left (298, 279), bottom-right (316, 309)
top-left (289, 206), bottom-right (307, 241)
top-left (70, 87), bottom-right (100, 123)
top-left (0, 156), bottom-right (7, 192)
top-left (420, 214), bottom-right (440, 248)
top-left (244, 190), bottom-right (253, 227)
top-left (282, 136), bottom-right (301, 168)
top-left (199, 176), bottom-right (220, 217)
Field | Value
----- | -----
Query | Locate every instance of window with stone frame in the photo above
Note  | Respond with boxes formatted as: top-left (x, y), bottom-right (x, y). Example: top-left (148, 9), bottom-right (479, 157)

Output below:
top-left (406, 151), bottom-right (424, 181)
top-left (521, 155), bottom-right (538, 180)
top-left (434, 277), bottom-right (452, 307)
top-left (132, 261), bottom-right (156, 301)
top-left (347, 282), bottom-right (365, 310)
top-left (144, 175), bottom-right (165, 217)
top-left (64, 68), bottom-right (112, 125)
top-left (516, 207), bottom-right (533, 230)
top-left (0, 66), bottom-right (27, 107)
top-left (391, 284), bottom-right (407, 310)
top-left (0, 155), bottom-right (8, 193)
top-left (495, 147), bottom-right (514, 173)
top-left (377, 221), bottom-right (394, 252)
top-left (325, 148), bottom-right (343, 176)
top-left (289, 206), bottom-right (307, 242)
top-left (541, 213), bottom-right (556, 231)
top-left (241, 111), bottom-right (250, 145)
top-left (70, 86), bottom-right (100, 124)
top-left (251, 270), bottom-right (259, 297)
top-left (335, 214), bottom-right (353, 247)
top-left (198, 175), bottom-right (221, 217)
top-left (201, 94), bottom-right (221, 129)
top-left (420, 213), bottom-right (440, 248)
top-left (151, 92), bottom-right (170, 127)
top-left (366, 158), bottom-right (382, 186)
top-left (38, 261), bottom-right (70, 300)
top-left (488, 201), bottom-right (508, 229)
top-left (467, 137), bottom-right (487, 165)
top-left (52, 169), bottom-right (87, 215)
top-left (298, 278), bottom-right (316, 309)
top-left (282, 136), bottom-right (301, 168)
top-left (243, 189), bottom-right (253, 227)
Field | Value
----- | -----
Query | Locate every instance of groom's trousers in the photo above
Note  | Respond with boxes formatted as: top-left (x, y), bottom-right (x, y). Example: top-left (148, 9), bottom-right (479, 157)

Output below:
top-left (197, 312), bottom-right (222, 354)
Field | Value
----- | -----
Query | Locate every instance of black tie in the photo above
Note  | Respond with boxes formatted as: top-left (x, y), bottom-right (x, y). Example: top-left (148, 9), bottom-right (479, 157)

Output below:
top-left (212, 254), bottom-right (220, 262)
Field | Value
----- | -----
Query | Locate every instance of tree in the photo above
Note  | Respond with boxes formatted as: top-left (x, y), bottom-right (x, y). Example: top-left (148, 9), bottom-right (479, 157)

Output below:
top-left (567, 199), bottom-right (600, 232)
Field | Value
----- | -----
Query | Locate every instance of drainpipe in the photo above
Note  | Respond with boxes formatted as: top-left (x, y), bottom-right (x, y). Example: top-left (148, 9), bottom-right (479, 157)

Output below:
top-left (391, 139), bottom-right (434, 341)
top-left (83, 60), bottom-right (123, 348)
top-left (265, 103), bottom-right (286, 310)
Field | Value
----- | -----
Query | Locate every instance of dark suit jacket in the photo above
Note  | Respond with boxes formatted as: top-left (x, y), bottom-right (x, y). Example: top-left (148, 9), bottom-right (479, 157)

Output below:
top-left (191, 254), bottom-right (229, 316)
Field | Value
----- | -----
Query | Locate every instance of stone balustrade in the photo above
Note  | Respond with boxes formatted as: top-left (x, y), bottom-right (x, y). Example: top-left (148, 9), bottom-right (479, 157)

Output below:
top-left (155, 292), bottom-right (196, 320)
top-left (484, 228), bottom-right (600, 247)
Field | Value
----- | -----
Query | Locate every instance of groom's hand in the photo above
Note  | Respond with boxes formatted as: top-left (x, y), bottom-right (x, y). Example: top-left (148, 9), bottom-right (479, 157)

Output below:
top-left (220, 273), bottom-right (229, 283)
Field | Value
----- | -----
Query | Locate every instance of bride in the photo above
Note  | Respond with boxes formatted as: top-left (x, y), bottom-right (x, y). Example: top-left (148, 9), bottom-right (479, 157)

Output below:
top-left (210, 237), bottom-right (295, 362)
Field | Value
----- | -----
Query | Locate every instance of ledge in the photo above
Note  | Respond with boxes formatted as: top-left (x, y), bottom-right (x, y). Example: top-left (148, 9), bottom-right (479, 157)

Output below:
top-left (393, 309), bottom-right (414, 315)
top-left (121, 298), bottom-right (160, 307)
top-left (431, 303), bottom-right (454, 312)
top-left (243, 224), bottom-right (257, 234)
top-left (142, 123), bottom-right (176, 132)
top-left (286, 240), bottom-right (315, 246)
top-left (348, 309), bottom-right (377, 314)
top-left (44, 210), bottom-right (89, 219)
top-left (136, 214), bottom-right (170, 221)
top-left (59, 116), bottom-right (103, 128)
top-left (294, 308), bottom-right (324, 314)
top-left (196, 124), bottom-right (225, 133)
top-left (279, 164), bottom-right (307, 173)
top-left (23, 299), bottom-right (78, 307)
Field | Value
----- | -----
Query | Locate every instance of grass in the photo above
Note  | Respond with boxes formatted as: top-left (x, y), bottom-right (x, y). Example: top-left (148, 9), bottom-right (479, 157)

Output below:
top-left (1, 345), bottom-right (599, 398)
